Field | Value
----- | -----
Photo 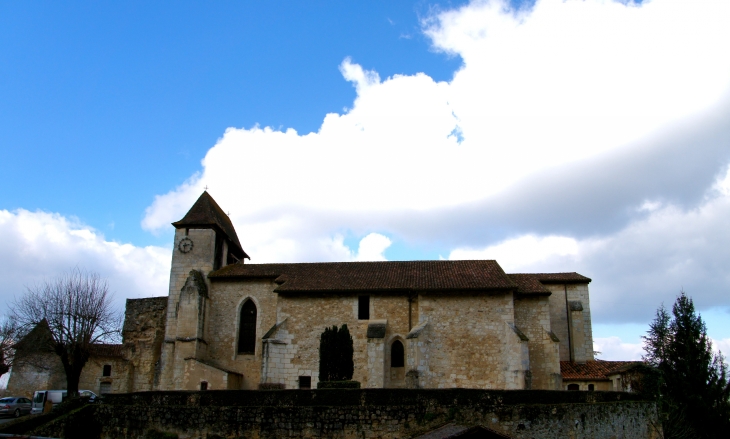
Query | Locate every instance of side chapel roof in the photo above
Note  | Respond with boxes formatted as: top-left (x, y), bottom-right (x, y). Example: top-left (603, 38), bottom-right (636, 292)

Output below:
top-left (520, 272), bottom-right (592, 284)
top-left (172, 191), bottom-right (249, 259)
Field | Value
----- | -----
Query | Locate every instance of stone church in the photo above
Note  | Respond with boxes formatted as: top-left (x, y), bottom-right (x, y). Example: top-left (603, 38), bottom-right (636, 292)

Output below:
top-left (9, 192), bottom-right (596, 395)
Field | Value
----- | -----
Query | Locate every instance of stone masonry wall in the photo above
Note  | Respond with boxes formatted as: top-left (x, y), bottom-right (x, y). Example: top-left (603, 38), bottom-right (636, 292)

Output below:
top-left (272, 293), bottom-right (412, 389)
top-left (546, 283), bottom-right (593, 363)
top-left (122, 297), bottom-right (168, 392)
top-left (417, 293), bottom-right (526, 389)
top-left (568, 283), bottom-right (594, 363)
top-left (79, 356), bottom-right (128, 395)
top-left (205, 278), bottom-right (280, 389)
top-left (6, 352), bottom-right (66, 398)
top-left (36, 389), bottom-right (662, 439)
top-left (513, 295), bottom-right (561, 390)
top-left (159, 228), bottom-right (217, 390)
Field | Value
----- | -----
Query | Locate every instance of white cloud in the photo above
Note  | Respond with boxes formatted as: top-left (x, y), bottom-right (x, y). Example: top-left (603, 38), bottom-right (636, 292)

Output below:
top-left (592, 336), bottom-right (730, 362)
top-left (449, 167), bottom-right (730, 324)
top-left (143, 0), bottom-right (730, 255)
top-left (0, 209), bottom-right (170, 314)
top-left (713, 338), bottom-right (730, 357)
top-left (139, 0), bottom-right (730, 339)
top-left (450, 235), bottom-right (578, 271)
top-left (594, 336), bottom-right (644, 361)
top-left (354, 233), bottom-right (392, 261)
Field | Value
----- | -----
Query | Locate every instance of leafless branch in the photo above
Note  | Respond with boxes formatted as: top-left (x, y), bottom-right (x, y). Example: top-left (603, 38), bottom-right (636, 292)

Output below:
top-left (10, 268), bottom-right (122, 395)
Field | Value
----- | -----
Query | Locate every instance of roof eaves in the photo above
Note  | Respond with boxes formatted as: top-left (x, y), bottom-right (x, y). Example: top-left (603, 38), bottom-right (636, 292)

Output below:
top-left (273, 286), bottom-right (518, 295)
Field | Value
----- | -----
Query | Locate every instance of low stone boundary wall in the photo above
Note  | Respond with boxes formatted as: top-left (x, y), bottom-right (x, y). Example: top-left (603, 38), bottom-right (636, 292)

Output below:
top-left (32, 389), bottom-right (661, 439)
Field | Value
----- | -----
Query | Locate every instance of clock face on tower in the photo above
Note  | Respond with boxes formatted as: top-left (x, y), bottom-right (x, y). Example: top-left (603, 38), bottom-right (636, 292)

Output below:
top-left (178, 237), bottom-right (194, 253)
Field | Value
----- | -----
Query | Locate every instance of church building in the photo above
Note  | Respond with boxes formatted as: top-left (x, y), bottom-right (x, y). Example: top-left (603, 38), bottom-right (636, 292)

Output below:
top-left (10, 191), bottom-right (596, 394)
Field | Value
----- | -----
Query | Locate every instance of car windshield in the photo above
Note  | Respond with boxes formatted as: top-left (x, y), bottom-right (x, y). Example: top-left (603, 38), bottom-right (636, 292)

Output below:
top-left (0, 398), bottom-right (13, 403)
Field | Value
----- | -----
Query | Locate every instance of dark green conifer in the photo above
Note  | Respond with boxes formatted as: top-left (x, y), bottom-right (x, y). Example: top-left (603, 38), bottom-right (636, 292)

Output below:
top-left (643, 292), bottom-right (730, 438)
top-left (319, 324), bottom-right (354, 381)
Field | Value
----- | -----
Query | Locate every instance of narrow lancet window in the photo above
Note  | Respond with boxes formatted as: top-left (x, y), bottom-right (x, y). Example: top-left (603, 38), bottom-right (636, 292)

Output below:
top-left (391, 340), bottom-right (404, 367)
top-left (238, 300), bottom-right (257, 354)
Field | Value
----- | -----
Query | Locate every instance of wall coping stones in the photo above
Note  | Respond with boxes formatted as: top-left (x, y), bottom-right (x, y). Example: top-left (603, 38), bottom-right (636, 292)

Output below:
top-left (507, 323), bottom-right (529, 342)
top-left (406, 321), bottom-right (428, 339)
top-left (569, 301), bottom-right (584, 311)
top-left (101, 388), bottom-right (651, 408)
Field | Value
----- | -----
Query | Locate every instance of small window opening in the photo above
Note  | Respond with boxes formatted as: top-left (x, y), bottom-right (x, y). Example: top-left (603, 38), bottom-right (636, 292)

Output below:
top-left (588, 384), bottom-right (595, 391)
top-left (358, 295), bottom-right (370, 320)
top-left (567, 384), bottom-right (580, 391)
top-left (102, 365), bottom-right (112, 377)
top-left (299, 376), bottom-right (311, 389)
top-left (200, 381), bottom-right (208, 391)
top-left (391, 340), bottom-right (404, 367)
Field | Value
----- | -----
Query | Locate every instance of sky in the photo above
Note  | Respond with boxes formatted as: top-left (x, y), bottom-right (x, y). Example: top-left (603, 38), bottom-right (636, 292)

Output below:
top-left (1, 0), bottom-right (730, 362)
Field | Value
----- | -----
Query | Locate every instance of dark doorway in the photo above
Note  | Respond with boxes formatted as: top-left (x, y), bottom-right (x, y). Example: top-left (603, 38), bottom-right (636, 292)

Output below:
top-left (391, 340), bottom-right (404, 367)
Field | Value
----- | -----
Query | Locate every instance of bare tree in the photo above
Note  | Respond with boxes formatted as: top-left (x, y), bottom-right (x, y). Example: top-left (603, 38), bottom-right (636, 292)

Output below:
top-left (0, 316), bottom-right (19, 379)
top-left (11, 268), bottom-right (121, 396)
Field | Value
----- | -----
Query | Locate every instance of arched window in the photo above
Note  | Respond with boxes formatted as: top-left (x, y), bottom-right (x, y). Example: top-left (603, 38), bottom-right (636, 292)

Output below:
top-left (238, 300), bottom-right (257, 354)
top-left (391, 340), bottom-right (404, 367)
top-left (567, 384), bottom-right (580, 391)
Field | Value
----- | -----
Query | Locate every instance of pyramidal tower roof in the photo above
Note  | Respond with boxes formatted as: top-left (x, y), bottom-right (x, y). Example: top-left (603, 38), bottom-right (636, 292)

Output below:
top-left (172, 191), bottom-right (249, 259)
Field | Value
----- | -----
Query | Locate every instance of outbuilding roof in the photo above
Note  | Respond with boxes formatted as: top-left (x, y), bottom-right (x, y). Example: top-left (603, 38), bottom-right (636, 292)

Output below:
top-left (561, 360), bottom-right (643, 380)
top-left (172, 191), bottom-right (248, 259)
top-left (210, 260), bottom-right (517, 293)
top-left (88, 343), bottom-right (124, 358)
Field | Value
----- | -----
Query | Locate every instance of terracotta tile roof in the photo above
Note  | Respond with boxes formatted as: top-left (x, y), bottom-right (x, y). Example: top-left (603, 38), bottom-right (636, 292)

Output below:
top-left (88, 343), bottom-right (124, 358)
top-left (561, 360), bottom-right (643, 380)
top-left (507, 274), bottom-right (551, 295)
top-left (172, 191), bottom-right (249, 259)
top-left (514, 272), bottom-right (591, 284)
top-left (210, 260), bottom-right (517, 293)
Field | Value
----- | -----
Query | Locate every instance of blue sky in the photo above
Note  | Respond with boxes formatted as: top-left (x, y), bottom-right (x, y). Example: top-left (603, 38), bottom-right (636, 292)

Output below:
top-left (0, 1), bottom-right (465, 248)
top-left (2, 0), bottom-right (730, 361)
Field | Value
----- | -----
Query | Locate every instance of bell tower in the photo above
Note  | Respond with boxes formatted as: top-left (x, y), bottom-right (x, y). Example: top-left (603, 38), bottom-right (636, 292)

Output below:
top-left (158, 191), bottom-right (249, 389)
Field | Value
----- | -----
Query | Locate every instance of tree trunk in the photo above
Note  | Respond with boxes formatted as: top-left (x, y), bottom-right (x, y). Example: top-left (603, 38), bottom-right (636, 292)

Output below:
top-left (65, 365), bottom-right (82, 397)
top-left (59, 348), bottom-right (88, 397)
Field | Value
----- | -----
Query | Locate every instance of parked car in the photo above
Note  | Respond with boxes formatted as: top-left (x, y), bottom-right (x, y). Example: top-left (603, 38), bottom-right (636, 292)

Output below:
top-left (79, 390), bottom-right (99, 403)
top-left (31, 390), bottom-right (66, 414)
top-left (0, 397), bottom-right (33, 418)
top-left (30, 389), bottom-right (99, 414)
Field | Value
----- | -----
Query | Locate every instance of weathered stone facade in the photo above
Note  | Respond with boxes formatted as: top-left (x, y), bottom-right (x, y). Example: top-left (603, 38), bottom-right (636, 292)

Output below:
top-left (145, 192), bottom-right (596, 392)
top-left (8, 191), bottom-right (599, 395)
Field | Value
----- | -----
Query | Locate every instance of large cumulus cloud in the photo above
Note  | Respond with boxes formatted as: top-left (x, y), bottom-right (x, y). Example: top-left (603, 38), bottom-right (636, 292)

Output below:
top-left (141, 0), bottom-right (730, 350)
top-left (0, 209), bottom-right (171, 313)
